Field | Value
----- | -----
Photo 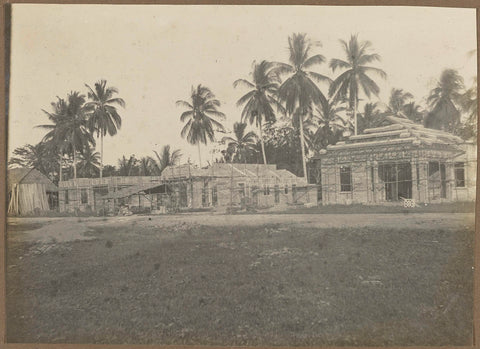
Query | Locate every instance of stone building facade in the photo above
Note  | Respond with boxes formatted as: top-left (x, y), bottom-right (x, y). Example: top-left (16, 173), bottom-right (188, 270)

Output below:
top-left (313, 116), bottom-right (476, 205)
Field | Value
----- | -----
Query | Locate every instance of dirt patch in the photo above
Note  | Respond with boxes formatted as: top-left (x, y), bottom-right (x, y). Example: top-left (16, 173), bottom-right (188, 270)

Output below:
top-left (8, 219), bottom-right (98, 244)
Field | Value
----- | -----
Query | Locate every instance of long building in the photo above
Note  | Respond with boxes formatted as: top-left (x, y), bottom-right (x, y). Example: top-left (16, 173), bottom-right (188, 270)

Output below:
top-left (58, 163), bottom-right (318, 214)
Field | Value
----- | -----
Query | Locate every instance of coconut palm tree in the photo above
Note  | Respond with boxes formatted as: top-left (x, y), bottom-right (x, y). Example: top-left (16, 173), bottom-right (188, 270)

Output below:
top-left (221, 122), bottom-right (257, 163)
top-left (85, 80), bottom-right (125, 178)
top-left (77, 145), bottom-right (100, 178)
top-left (303, 99), bottom-right (349, 153)
top-left (150, 145), bottom-right (182, 175)
top-left (387, 88), bottom-right (414, 117)
top-left (234, 60), bottom-right (282, 164)
top-left (276, 33), bottom-right (331, 178)
top-left (38, 92), bottom-right (94, 179)
top-left (37, 97), bottom-right (69, 181)
top-left (177, 85), bottom-right (225, 167)
top-left (329, 34), bottom-right (386, 136)
top-left (424, 69), bottom-right (464, 132)
top-left (357, 102), bottom-right (386, 134)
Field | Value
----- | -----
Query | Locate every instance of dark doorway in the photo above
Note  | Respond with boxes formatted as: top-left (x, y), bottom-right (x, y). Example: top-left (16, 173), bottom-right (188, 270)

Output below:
top-left (428, 161), bottom-right (446, 200)
top-left (378, 162), bottom-right (412, 201)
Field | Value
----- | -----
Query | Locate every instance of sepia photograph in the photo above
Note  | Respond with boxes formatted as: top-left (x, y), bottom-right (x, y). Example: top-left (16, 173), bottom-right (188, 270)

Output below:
top-left (4, 3), bottom-right (478, 347)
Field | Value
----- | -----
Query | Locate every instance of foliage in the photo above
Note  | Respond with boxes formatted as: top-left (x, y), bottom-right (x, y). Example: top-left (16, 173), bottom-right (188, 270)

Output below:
top-left (221, 122), bottom-right (258, 163)
top-left (8, 142), bottom-right (60, 182)
top-left (77, 145), bottom-right (100, 178)
top-left (150, 145), bottom-right (182, 175)
top-left (135, 157), bottom-right (152, 176)
top-left (37, 91), bottom-right (95, 179)
top-left (387, 88), bottom-right (413, 116)
top-left (85, 80), bottom-right (125, 138)
top-left (276, 33), bottom-right (330, 177)
top-left (261, 123), bottom-right (303, 176)
top-left (85, 79), bottom-right (125, 177)
top-left (329, 34), bottom-right (386, 135)
top-left (357, 102), bottom-right (386, 134)
top-left (117, 155), bottom-right (138, 176)
top-left (424, 69), bottom-right (464, 132)
top-left (458, 77), bottom-right (477, 140)
top-left (177, 85), bottom-right (226, 146)
top-left (402, 102), bottom-right (424, 123)
top-left (102, 165), bottom-right (117, 177)
top-left (234, 60), bottom-right (282, 164)
top-left (329, 35), bottom-right (386, 107)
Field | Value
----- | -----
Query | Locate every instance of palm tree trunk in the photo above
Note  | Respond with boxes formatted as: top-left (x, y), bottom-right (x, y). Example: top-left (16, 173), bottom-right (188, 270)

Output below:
top-left (259, 121), bottom-right (267, 164)
top-left (299, 113), bottom-right (308, 180)
top-left (72, 134), bottom-right (77, 179)
top-left (100, 132), bottom-right (103, 178)
top-left (73, 146), bottom-right (77, 179)
top-left (197, 143), bottom-right (202, 167)
top-left (59, 157), bottom-right (62, 182)
top-left (353, 96), bottom-right (358, 136)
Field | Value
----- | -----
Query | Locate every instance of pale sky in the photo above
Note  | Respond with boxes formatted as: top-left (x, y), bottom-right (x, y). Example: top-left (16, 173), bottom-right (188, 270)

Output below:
top-left (8, 5), bottom-right (477, 166)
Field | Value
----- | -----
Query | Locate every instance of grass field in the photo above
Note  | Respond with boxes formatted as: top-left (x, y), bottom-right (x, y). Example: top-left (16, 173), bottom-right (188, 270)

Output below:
top-left (6, 213), bottom-right (474, 346)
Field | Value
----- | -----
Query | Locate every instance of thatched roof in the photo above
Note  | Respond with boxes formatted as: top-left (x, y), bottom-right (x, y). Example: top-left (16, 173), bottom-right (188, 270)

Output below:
top-left (7, 168), bottom-right (57, 192)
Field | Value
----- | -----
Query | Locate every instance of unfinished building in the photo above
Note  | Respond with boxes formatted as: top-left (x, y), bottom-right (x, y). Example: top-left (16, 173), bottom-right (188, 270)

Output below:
top-left (58, 163), bottom-right (317, 214)
top-left (313, 116), bottom-right (477, 205)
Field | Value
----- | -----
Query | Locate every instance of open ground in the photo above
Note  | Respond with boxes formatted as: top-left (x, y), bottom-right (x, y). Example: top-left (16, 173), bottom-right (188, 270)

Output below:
top-left (6, 211), bottom-right (475, 346)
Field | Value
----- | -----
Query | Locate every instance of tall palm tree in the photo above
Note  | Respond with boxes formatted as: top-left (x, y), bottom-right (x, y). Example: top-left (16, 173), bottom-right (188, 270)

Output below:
top-left (85, 80), bottom-right (125, 178)
top-left (387, 88), bottom-right (413, 116)
top-left (177, 85), bottom-right (225, 167)
top-left (424, 69), bottom-right (464, 132)
top-left (38, 92), bottom-right (94, 179)
top-left (329, 34), bottom-right (386, 136)
top-left (77, 145), bottom-right (100, 178)
top-left (234, 60), bottom-right (282, 164)
top-left (221, 122), bottom-right (257, 163)
top-left (37, 97), bottom-right (69, 181)
top-left (276, 33), bottom-right (331, 178)
top-left (150, 145), bottom-right (182, 175)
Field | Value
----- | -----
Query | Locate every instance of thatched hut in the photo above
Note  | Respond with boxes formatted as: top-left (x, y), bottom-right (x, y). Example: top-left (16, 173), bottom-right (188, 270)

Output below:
top-left (7, 168), bottom-right (58, 215)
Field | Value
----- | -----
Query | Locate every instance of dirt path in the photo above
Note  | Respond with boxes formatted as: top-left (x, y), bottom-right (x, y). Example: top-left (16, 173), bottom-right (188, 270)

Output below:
top-left (7, 212), bottom-right (475, 244)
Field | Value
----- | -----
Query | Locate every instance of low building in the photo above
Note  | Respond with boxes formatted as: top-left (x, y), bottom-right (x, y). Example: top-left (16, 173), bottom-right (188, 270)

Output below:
top-left (58, 163), bottom-right (318, 214)
top-left (7, 168), bottom-right (58, 215)
top-left (313, 116), bottom-right (476, 205)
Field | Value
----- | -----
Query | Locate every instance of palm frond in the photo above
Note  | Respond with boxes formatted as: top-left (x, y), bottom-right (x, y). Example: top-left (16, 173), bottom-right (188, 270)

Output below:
top-left (233, 79), bottom-right (255, 89)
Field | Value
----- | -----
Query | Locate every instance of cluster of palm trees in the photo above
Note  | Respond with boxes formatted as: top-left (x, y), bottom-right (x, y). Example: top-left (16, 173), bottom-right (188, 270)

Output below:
top-left (177, 33), bottom-right (388, 177)
top-left (9, 33), bottom-right (477, 183)
top-left (177, 33), bottom-right (476, 178)
top-left (113, 145), bottom-right (182, 177)
top-left (34, 80), bottom-right (125, 181)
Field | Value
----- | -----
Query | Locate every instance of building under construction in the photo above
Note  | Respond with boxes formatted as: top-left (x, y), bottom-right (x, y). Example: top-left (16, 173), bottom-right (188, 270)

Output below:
top-left (58, 163), bottom-right (318, 214)
top-left (312, 116), bottom-right (477, 205)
